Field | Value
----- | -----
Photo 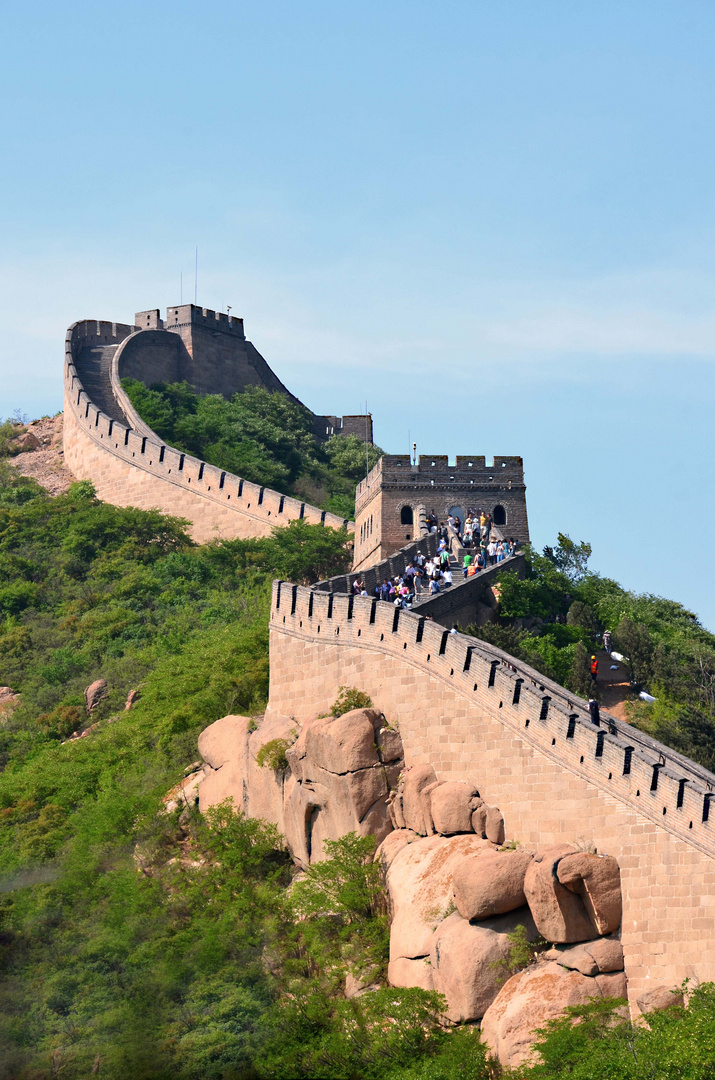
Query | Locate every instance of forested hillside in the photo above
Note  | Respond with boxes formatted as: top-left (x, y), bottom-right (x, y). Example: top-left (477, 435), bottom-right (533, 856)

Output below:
top-left (121, 380), bottom-right (382, 520)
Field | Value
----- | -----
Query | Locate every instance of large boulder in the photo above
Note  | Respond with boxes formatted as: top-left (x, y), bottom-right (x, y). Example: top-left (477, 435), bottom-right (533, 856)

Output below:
top-left (387, 833), bottom-right (493, 962)
top-left (430, 782), bottom-right (479, 835)
top-left (544, 937), bottom-right (624, 976)
top-left (636, 985), bottom-right (684, 1014)
top-left (198, 715), bottom-right (252, 813)
top-left (84, 679), bottom-right (108, 714)
top-left (453, 848), bottom-right (533, 920)
top-left (400, 765), bottom-right (439, 834)
top-left (375, 829), bottom-right (419, 871)
top-left (485, 806), bottom-right (505, 845)
top-left (304, 708), bottom-right (383, 773)
top-left (524, 846), bottom-right (597, 943)
top-left (556, 853), bottom-right (622, 935)
top-left (387, 956), bottom-right (434, 992)
top-left (430, 908), bottom-right (538, 1023)
top-left (481, 961), bottom-right (626, 1070)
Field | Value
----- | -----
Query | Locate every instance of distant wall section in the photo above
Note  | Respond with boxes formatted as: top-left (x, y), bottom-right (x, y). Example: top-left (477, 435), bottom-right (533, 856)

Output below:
top-left (64, 320), bottom-right (351, 544)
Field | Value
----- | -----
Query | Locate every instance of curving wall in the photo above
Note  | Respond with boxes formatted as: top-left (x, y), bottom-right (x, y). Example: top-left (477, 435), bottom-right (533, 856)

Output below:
top-left (63, 320), bottom-right (352, 543)
top-left (268, 581), bottom-right (715, 1007)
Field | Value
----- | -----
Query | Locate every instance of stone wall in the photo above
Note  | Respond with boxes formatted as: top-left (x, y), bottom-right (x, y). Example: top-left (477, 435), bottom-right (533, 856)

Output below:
top-left (268, 582), bottom-right (715, 1008)
top-left (64, 320), bottom-right (351, 544)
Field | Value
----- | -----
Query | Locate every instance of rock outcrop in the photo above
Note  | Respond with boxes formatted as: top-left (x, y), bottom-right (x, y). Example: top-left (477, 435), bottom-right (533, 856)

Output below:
top-left (523, 845), bottom-right (600, 943)
top-left (481, 961), bottom-right (628, 1069)
top-left (84, 679), bottom-right (108, 715)
top-left (636, 985), bottom-right (685, 1014)
top-left (198, 709), bottom-right (404, 867)
top-left (430, 908), bottom-right (538, 1023)
top-left (452, 848), bottom-right (533, 920)
top-left (194, 709), bottom-right (627, 1064)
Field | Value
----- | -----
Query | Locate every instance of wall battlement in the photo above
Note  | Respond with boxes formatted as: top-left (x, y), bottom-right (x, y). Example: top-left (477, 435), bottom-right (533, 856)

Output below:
top-left (268, 580), bottom-right (715, 1006)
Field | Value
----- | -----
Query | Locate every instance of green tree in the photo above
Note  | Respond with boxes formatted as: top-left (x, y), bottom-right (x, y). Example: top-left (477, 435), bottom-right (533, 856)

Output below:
top-left (543, 532), bottom-right (592, 583)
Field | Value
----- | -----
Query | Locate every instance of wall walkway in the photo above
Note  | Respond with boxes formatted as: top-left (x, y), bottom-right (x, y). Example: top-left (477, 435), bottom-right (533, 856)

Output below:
top-left (268, 581), bottom-right (715, 1006)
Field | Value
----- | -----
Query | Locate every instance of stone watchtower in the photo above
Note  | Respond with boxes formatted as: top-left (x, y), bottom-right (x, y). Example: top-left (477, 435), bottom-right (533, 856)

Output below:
top-left (352, 454), bottom-right (529, 572)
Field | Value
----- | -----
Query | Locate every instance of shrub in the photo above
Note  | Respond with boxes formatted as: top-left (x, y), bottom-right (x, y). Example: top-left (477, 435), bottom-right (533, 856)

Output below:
top-left (327, 686), bottom-right (373, 717)
top-left (256, 737), bottom-right (293, 771)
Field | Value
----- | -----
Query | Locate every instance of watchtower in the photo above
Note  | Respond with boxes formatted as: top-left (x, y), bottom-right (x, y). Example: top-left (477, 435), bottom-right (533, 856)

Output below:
top-left (352, 454), bottom-right (529, 572)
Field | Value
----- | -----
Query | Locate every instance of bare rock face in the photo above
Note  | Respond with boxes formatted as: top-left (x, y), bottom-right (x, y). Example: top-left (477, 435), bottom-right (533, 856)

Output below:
top-left (198, 715), bottom-right (252, 813)
top-left (430, 908), bottom-right (538, 1023)
top-left (524, 845), bottom-right (597, 943)
top-left (304, 708), bottom-right (382, 773)
top-left (485, 806), bottom-right (506, 845)
top-left (282, 708), bottom-right (400, 866)
top-left (375, 829), bottom-right (419, 871)
top-left (430, 782), bottom-right (479, 835)
top-left (400, 764), bottom-right (439, 834)
top-left (544, 936), bottom-right (624, 976)
top-left (481, 961), bottom-right (621, 1069)
top-left (14, 431), bottom-right (40, 451)
top-left (387, 833), bottom-right (493, 963)
top-left (197, 708), bottom-right (404, 867)
top-left (245, 714), bottom-right (296, 833)
top-left (471, 804), bottom-right (488, 836)
top-left (387, 956), bottom-right (434, 991)
top-left (84, 679), bottom-right (108, 715)
top-left (453, 848), bottom-right (533, 920)
top-left (557, 853), bottom-right (622, 935)
top-left (124, 689), bottom-right (140, 710)
top-left (0, 687), bottom-right (20, 715)
top-left (637, 985), bottom-right (685, 1014)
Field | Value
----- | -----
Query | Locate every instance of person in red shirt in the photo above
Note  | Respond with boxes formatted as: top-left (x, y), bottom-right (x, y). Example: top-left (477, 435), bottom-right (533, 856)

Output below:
top-left (590, 655), bottom-right (599, 683)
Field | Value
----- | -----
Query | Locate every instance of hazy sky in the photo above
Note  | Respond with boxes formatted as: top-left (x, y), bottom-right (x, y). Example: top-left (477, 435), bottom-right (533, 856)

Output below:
top-left (1, 1), bottom-right (714, 627)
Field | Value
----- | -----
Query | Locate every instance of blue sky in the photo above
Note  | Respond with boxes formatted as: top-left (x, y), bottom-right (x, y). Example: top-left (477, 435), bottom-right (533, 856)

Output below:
top-left (1, 1), bottom-right (714, 627)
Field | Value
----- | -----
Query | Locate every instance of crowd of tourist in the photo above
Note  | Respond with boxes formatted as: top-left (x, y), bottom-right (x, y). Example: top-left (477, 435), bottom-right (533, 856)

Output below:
top-left (351, 509), bottom-right (520, 609)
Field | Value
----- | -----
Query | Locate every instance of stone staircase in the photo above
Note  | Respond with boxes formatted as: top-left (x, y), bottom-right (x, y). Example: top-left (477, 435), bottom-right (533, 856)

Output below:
top-left (73, 344), bottom-right (128, 424)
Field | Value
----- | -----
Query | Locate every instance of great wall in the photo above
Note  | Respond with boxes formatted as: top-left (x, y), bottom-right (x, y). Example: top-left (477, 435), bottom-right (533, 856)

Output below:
top-left (63, 304), bottom-right (715, 1066)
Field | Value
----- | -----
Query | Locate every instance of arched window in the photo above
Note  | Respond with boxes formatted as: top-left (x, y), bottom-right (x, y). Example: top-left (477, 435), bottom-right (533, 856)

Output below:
top-left (493, 504), bottom-right (507, 526)
top-left (400, 506), bottom-right (414, 525)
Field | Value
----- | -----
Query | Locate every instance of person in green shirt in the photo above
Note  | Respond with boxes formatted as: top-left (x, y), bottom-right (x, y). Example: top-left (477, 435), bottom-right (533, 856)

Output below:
top-left (463, 552), bottom-right (472, 578)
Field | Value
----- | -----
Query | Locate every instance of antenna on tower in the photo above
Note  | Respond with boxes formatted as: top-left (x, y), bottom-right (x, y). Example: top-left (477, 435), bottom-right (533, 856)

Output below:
top-left (194, 247), bottom-right (198, 305)
top-left (365, 400), bottom-right (370, 486)
top-left (180, 271), bottom-right (183, 305)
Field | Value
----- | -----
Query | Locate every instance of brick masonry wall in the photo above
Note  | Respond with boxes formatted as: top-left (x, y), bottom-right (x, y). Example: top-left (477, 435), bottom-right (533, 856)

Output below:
top-left (64, 321), bottom-right (352, 544)
top-left (268, 582), bottom-right (715, 1009)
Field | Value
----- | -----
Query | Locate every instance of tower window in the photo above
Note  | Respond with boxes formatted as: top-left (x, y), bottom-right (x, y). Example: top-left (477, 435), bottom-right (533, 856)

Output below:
top-left (493, 504), bottom-right (507, 526)
top-left (400, 506), bottom-right (413, 525)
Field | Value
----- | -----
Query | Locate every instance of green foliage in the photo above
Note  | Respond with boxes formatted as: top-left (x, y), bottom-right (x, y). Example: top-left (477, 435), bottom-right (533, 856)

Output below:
top-left (326, 686), bottom-right (374, 717)
top-left (484, 535), bottom-right (715, 771)
top-left (122, 379), bottom-right (383, 518)
top-left (490, 923), bottom-right (548, 984)
top-left (543, 532), bottom-right (592, 583)
top-left (509, 983), bottom-right (715, 1079)
top-left (260, 517), bottom-right (352, 583)
top-left (0, 419), bottom-right (23, 458)
top-left (256, 737), bottom-right (293, 771)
